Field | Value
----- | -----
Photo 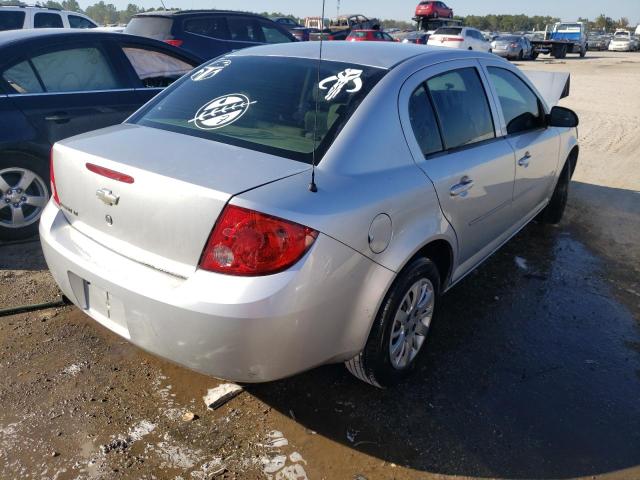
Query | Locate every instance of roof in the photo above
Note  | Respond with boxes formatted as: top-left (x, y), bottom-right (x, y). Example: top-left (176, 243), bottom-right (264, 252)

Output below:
top-left (0, 29), bottom-right (202, 62)
top-left (134, 9), bottom-right (264, 18)
top-left (228, 40), bottom-right (475, 70)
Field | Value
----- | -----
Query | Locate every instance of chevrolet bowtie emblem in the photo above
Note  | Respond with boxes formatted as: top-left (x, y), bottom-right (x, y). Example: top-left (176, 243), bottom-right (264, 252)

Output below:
top-left (96, 188), bottom-right (119, 206)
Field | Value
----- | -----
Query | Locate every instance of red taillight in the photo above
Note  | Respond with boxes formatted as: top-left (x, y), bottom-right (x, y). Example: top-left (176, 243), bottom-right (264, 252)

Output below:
top-left (510, 43), bottom-right (518, 48)
top-left (86, 163), bottom-right (134, 184)
top-left (199, 205), bottom-right (318, 276)
top-left (164, 39), bottom-right (183, 47)
top-left (50, 148), bottom-right (60, 205)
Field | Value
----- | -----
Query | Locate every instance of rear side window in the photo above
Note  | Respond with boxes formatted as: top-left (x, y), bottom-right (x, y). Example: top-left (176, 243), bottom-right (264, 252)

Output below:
top-left (68, 15), bottom-right (96, 29)
top-left (487, 67), bottom-right (544, 135)
top-left (227, 17), bottom-right (262, 42)
top-left (31, 47), bottom-right (121, 92)
top-left (259, 21), bottom-right (292, 43)
top-left (125, 17), bottom-right (173, 40)
top-left (2, 61), bottom-right (43, 94)
top-left (123, 47), bottom-right (194, 88)
top-left (183, 16), bottom-right (230, 39)
top-left (408, 85), bottom-right (443, 157)
top-left (132, 56), bottom-right (387, 163)
top-left (426, 67), bottom-right (495, 149)
top-left (34, 12), bottom-right (63, 28)
top-left (0, 11), bottom-right (25, 31)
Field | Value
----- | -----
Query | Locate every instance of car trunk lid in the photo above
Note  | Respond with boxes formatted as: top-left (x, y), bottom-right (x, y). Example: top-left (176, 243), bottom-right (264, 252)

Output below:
top-left (52, 124), bottom-right (309, 277)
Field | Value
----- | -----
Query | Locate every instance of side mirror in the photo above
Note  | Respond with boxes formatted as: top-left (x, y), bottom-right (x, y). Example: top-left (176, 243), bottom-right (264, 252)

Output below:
top-left (547, 106), bottom-right (579, 128)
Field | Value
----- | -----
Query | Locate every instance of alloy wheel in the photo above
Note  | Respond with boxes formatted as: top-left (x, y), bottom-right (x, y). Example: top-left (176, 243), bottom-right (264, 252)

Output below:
top-left (0, 167), bottom-right (48, 229)
top-left (389, 278), bottom-right (435, 370)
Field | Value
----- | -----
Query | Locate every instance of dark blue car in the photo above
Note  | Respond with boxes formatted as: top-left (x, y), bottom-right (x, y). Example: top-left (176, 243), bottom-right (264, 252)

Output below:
top-left (0, 29), bottom-right (201, 240)
top-left (124, 10), bottom-right (296, 60)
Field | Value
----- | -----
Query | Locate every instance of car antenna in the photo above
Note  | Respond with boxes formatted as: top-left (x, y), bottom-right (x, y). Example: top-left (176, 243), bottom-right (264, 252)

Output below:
top-left (159, 0), bottom-right (167, 10)
top-left (308, 0), bottom-right (326, 193)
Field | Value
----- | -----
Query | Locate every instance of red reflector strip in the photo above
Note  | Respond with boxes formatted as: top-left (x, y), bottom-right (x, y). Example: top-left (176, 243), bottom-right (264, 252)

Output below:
top-left (444, 37), bottom-right (464, 42)
top-left (86, 163), bottom-right (134, 184)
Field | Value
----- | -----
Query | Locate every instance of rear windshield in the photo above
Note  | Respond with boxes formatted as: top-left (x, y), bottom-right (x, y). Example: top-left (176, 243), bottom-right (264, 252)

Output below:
top-left (0, 11), bottom-right (25, 31)
top-left (495, 36), bottom-right (518, 41)
top-left (130, 56), bottom-right (386, 164)
top-left (557, 23), bottom-right (581, 32)
top-left (125, 16), bottom-right (172, 40)
top-left (434, 28), bottom-right (462, 35)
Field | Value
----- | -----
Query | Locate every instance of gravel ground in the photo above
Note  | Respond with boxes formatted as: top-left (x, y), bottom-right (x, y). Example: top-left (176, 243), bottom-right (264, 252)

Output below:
top-left (1, 51), bottom-right (639, 480)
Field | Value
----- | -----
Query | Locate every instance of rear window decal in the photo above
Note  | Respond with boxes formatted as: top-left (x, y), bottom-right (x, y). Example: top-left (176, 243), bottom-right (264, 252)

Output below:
top-left (319, 68), bottom-right (363, 101)
top-left (190, 94), bottom-right (256, 130)
top-left (191, 59), bottom-right (231, 81)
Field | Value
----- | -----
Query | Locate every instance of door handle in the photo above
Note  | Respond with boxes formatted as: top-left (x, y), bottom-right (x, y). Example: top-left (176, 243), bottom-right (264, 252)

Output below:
top-left (518, 151), bottom-right (532, 167)
top-left (44, 112), bottom-right (71, 124)
top-left (450, 176), bottom-right (474, 197)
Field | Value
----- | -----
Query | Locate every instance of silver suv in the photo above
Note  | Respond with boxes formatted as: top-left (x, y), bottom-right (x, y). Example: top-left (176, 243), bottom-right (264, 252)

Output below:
top-left (0, 5), bottom-right (98, 31)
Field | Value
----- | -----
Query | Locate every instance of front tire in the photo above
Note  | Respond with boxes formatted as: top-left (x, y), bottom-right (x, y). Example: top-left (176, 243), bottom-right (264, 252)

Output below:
top-left (538, 160), bottom-right (570, 224)
top-left (345, 257), bottom-right (440, 388)
top-left (0, 152), bottom-right (50, 241)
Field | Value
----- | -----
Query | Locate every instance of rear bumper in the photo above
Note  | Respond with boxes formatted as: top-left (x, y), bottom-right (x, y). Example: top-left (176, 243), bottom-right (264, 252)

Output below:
top-left (39, 202), bottom-right (394, 382)
top-left (492, 49), bottom-right (517, 58)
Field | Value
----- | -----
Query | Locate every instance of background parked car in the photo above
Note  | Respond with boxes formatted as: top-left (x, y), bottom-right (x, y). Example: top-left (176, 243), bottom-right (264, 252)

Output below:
top-left (587, 33), bottom-right (607, 51)
top-left (347, 29), bottom-right (396, 42)
top-left (491, 34), bottom-right (536, 60)
top-left (0, 29), bottom-right (201, 240)
top-left (415, 1), bottom-right (454, 19)
top-left (428, 26), bottom-right (491, 52)
top-left (0, 5), bottom-right (97, 31)
top-left (125, 10), bottom-right (296, 60)
top-left (401, 31), bottom-right (430, 45)
top-left (272, 16), bottom-right (312, 41)
top-left (608, 34), bottom-right (633, 52)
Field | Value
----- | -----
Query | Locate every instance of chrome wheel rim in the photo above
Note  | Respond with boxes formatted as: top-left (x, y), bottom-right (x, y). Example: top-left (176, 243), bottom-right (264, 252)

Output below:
top-left (0, 167), bottom-right (48, 229)
top-left (389, 278), bottom-right (434, 370)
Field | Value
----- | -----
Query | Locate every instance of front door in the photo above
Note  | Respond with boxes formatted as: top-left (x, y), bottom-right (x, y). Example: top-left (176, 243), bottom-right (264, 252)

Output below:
top-left (399, 60), bottom-right (517, 279)
top-left (481, 60), bottom-right (560, 220)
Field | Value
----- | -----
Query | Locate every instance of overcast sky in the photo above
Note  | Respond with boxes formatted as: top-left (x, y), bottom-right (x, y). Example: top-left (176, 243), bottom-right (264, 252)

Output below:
top-left (80, 0), bottom-right (640, 24)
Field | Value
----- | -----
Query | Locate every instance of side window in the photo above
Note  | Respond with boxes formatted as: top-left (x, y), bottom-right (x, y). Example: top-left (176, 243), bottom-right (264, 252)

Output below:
top-left (374, 31), bottom-right (384, 40)
top-left (260, 21), bottom-right (292, 43)
top-left (383, 33), bottom-right (394, 41)
top-left (183, 16), bottom-right (230, 39)
top-left (0, 11), bottom-right (26, 31)
top-left (2, 61), bottom-right (43, 94)
top-left (487, 67), bottom-right (544, 135)
top-left (34, 12), bottom-right (63, 28)
top-left (426, 67), bottom-right (495, 149)
top-left (408, 84), bottom-right (443, 157)
top-left (227, 17), bottom-right (263, 42)
top-left (123, 47), bottom-right (194, 88)
top-left (68, 15), bottom-right (96, 29)
top-left (31, 47), bottom-right (121, 92)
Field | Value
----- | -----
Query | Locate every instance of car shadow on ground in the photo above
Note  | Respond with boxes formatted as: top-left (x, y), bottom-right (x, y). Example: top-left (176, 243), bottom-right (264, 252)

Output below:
top-left (249, 187), bottom-right (640, 478)
top-left (0, 237), bottom-right (48, 271)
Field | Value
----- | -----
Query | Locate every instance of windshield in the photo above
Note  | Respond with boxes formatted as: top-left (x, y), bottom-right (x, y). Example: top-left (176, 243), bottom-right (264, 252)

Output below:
top-left (556, 23), bottom-right (581, 32)
top-left (614, 32), bottom-right (629, 37)
top-left (131, 56), bottom-right (387, 164)
top-left (434, 27), bottom-right (462, 35)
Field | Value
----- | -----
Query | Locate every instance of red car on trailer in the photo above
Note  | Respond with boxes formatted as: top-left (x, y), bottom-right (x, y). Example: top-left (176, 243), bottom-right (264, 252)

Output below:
top-left (415, 1), bottom-right (454, 19)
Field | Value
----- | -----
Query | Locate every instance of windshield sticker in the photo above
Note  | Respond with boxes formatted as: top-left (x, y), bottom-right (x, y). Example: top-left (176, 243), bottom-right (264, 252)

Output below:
top-left (190, 94), bottom-right (256, 130)
top-left (319, 68), bottom-right (363, 101)
top-left (191, 59), bottom-right (231, 81)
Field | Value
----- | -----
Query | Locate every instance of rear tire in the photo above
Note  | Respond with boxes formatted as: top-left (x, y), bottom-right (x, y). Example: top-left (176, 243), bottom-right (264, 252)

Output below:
top-left (580, 46), bottom-right (586, 58)
top-left (538, 160), bottom-right (570, 225)
top-left (517, 49), bottom-right (524, 60)
top-left (345, 257), bottom-right (440, 388)
top-left (0, 152), bottom-right (50, 241)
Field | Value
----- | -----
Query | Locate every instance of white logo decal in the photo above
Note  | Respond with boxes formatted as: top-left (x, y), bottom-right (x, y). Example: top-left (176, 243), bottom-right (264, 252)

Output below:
top-left (191, 59), bottom-right (231, 81)
top-left (190, 94), bottom-right (256, 130)
top-left (318, 68), bottom-right (363, 101)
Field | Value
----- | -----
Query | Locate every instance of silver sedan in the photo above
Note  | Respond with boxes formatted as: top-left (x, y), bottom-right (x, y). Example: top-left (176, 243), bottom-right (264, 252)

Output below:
top-left (491, 34), bottom-right (536, 60)
top-left (41, 42), bottom-right (579, 387)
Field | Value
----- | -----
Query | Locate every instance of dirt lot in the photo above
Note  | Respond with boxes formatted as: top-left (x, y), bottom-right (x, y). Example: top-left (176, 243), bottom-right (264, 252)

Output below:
top-left (1, 51), bottom-right (639, 480)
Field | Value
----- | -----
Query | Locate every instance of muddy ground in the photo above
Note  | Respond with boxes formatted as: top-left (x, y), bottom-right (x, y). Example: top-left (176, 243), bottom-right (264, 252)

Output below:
top-left (1, 51), bottom-right (639, 480)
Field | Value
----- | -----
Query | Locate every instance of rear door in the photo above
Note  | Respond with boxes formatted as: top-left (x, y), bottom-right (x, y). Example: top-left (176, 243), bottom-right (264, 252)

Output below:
top-left (399, 60), bottom-right (517, 278)
top-left (1, 40), bottom-right (140, 145)
top-left (33, 11), bottom-right (63, 28)
top-left (481, 60), bottom-right (560, 220)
